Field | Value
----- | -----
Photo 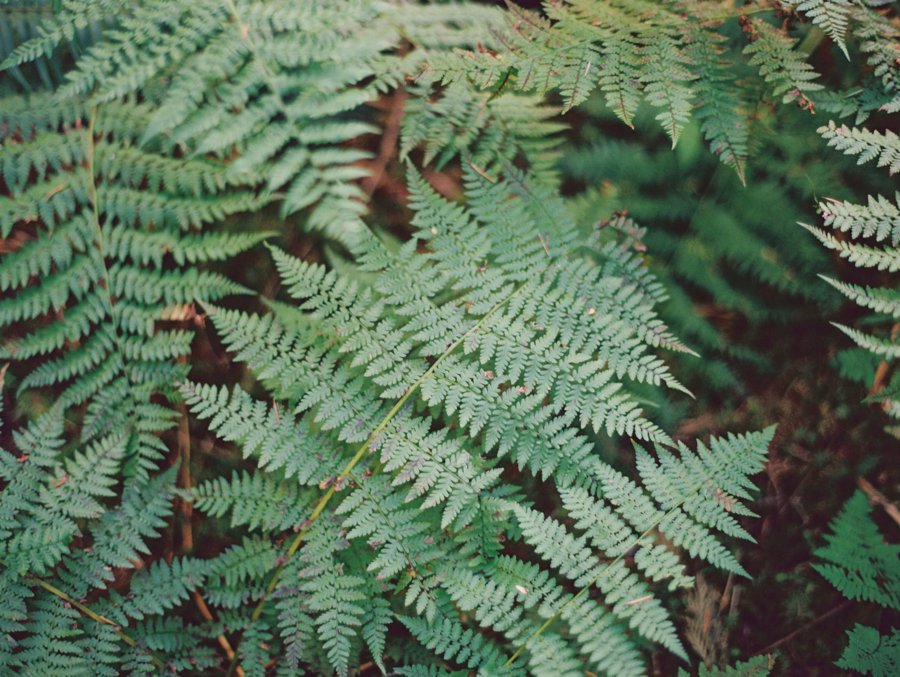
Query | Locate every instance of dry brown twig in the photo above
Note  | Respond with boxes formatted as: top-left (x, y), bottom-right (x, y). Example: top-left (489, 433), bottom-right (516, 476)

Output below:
top-left (363, 88), bottom-right (406, 198)
top-left (175, 392), bottom-right (245, 676)
top-left (857, 476), bottom-right (900, 528)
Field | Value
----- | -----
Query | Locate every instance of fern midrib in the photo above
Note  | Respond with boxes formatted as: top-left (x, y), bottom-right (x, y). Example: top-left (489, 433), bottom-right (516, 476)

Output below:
top-left (223, 280), bottom-right (527, 675)
top-left (344, 467), bottom-right (445, 589)
top-left (10, 569), bottom-right (168, 670)
top-left (84, 108), bottom-right (123, 360)
top-left (76, 107), bottom-right (142, 441)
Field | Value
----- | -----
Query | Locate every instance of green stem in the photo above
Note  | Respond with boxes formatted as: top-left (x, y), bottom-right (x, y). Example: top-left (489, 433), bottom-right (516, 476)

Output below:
top-left (83, 106), bottom-right (117, 324)
top-left (224, 282), bottom-right (526, 676)
top-left (26, 574), bottom-right (168, 670)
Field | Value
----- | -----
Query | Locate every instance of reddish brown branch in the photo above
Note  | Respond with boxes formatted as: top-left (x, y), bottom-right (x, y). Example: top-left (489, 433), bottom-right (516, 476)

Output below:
top-left (193, 592), bottom-right (245, 677)
top-left (869, 322), bottom-right (899, 398)
top-left (363, 88), bottom-right (406, 198)
top-left (176, 394), bottom-right (244, 675)
top-left (756, 600), bottom-right (852, 654)
top-left (857, 477), bottom-right (900, 528)
top-left (176, 401), bottom-right (193, 553)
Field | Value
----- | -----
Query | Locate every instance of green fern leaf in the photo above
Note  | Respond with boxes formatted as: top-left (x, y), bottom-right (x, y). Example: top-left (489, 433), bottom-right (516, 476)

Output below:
top-left (814, 491), bottom-right (900, 609)
top-left (836, 625), bottom-right (900, 677)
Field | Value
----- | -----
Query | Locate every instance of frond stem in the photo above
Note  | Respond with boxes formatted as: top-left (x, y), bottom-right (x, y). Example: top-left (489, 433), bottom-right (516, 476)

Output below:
top-left (224, 281), bottom-right (527, 676)
top-left (24, 573), bottom-right (168, 670)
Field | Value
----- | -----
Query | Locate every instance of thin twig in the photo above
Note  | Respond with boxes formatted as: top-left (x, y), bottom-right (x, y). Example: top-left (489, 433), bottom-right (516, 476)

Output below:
top-left (193, 592), bottom-right (245, 677)
top-left (176, 401), bottom-right (194, 553)
top-left (869, 322), bottom-right (899, 400)
top-left (25, 574), bottom-right (168, 670)
top-left (467, 161), bottom-right (497, 184)
top-left (857, 477), bottom-right (900, 528)
top-left (363, 88), bottom-right (406, 197)
top-left (175, 397), bottom-right (245, 675)
top-left (718, 573), bottom-right (735, 616)
top-left (755, 600), bottom-right (852, 654)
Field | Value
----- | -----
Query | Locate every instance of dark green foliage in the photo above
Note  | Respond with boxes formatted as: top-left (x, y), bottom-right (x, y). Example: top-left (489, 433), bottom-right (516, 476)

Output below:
top-left (680, 655), bottom-right (774, 677)
top-left (811, 490), bottom-right (899, 676)
top-left (563, 105), bottom-right (845, 392)
top-left (836, 625), bottom-right (900, 677)
top-left (813, 491), bottom-right (900, 609)
top-left (421, 1), bottom-right (895, 176)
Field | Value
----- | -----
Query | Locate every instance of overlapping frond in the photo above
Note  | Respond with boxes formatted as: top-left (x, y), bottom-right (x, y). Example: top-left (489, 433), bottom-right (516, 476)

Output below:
top-left (0, 81), bottom-right (261, 675)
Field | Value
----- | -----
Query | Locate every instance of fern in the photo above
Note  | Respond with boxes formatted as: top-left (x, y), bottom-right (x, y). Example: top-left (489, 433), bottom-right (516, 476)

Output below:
top-left (784, 0), bottom-right (853, 59)
top-left (836, 624), bottom-right (900, 677)
top-left (812, 491), bottom-right (900, 675)
top-left (0, 0), bottom-right (121, 91)
top-left (0, 69), bottom-right (262, 677)
top-left (805, 118), bottom-right (900, 425)
top-left (0, 93), bottom-right (258, 644)
top-left (813, 491), bottom-right (900, 609)
top-left (3, 0), bottom-right (896, 673)
top-left (564, 105), bottom-right (842, 392)
top-left (853, 4), bottom-right (900, 114)
top-left (417, 1), bottom-right (850, 177)
top-left (820, 122), bottom-right (900, 175)
top-left (679, 655), bottom-right (773, 676)
top-left (743, 17), bottom-right (823, 108)
top-left (174, 160), bottom-right (776, 674)
top-left (0, 95), bottom-right (257, 411)
top-left (47, 0), bottom-right (393, 242)
top-left (683, 25), bottom-right (750, 184)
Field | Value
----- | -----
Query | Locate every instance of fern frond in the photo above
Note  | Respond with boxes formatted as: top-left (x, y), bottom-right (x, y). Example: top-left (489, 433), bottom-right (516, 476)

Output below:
top-left (836, 624), bottom-right (900, 677)
top-left (401, 79), bottom-right (565, 184)
top-left (35, 0), bottom-right (418, 243)
top-left (194, 471), bottom-right (313, 534)
top-left (819, 122), bottom-right (900, 174)
top-left (683, 25), bottom-right (750, 182)
top-left (813, 491), bottom-right (900, 609)
top-left (642, 34), bottom-right (696, 147)
top-left (832, 323), bottom-right (900, 359)
top-left (178, 148), bottom-right (778, 672)
top-left (0, 86), bottom-right (264, 670)
top-left (105, 557), bottom-right (208, 625)
top-left (514, 504), bottom-right (686, 657)
top-left (743, 18), bottom-right (823, 105)
top-left (0, 3), bottom-right (819, 669)
top-left (182, 381), bottom-right (341, 486)
top-left (819, 276), bottom-right (900, 318)
top-left (400, 613), bottom-right (520, 676)
top-left (852, 4), bottom-right (900, 111)
top-left (496, 428), bottom-right (772, 668)
top-left (784, 0), bottom-right (853, 59)
top-left (800, 222), bottom-right (900, 272)
top-left (292, 521), bottom-right (368, 677)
